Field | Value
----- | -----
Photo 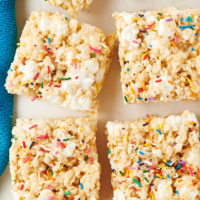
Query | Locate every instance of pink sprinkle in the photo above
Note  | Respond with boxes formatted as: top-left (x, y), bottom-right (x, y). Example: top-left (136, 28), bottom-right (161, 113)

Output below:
top-left (31, 95), bottom-right (37, 101)
top-left (130, 140), bottom-right (134, 144)
top-left (182, 163), bottom-right (187, 171)
top-left (155, 79), bottom-right (162, 83)
top-left (188, 167), bottom-right (193, 176)
top-left (20, 184), bottom-right (24, 190)
top-left (132, 40), bottom-right (138, 44)
top-left (87, 146), bottom-right (91, 154)
top-left (149, 166), bottom-right (156, 170)
top-left (89, 157), bottom-right (94, 162)
top-left (126, 166), bottom-right (134, 171)
top-left (55, 151), bottom-right (59, 155)
top-left (89, 46), bottom-right (101, 54)
top-left (46, 185), bottom-right (53, 189)
top-left (174, 36), bottom-right (178, 45)
top-left (73, 62), bottom-right (77, 70)
top-left (36, 133), bottom-right (48, 140)
top-left (24, 156), bottom-right (31, 163)
top-left (48, 195), bottom-right (55, 200)
top-left (29, 124), bottom-right (38, 130)
top-left (117, 181), bottom-right (122, 184)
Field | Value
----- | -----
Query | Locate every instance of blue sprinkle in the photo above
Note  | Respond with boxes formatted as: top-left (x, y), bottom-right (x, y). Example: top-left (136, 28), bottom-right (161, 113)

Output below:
top-left (10, 68), bottom-right (13, 72)
top-left (29, 141), bottom-right (35, 149)
top-left (192, 47), bottom-right (194, 51)
top-left (149, 44), bottom-right (152, 48)
top-left (143, 123), bottom-right (148, 126)
top-left (146, 33), bottom-right (149, 36)
top-left (139, 163), bottom-right (144, 166)
top-left (180, 17), bottom-right (184, 22)
top-left (156, 129), bottom-right (162, 135)
top-left (167, 174), bottom-right (170, 178)
top-left (127, 68), bottom-right (130, 72)
top-left (176, 163), bottom-right (181, 170)
top-left (195, 33), bottom-right (199, 36)
top-left (135, 148), bottom-right (138, 151)
top-left (137, 160), bottom-right (142, 163)
top-left (176, 191), bottom-right (179, 194)
top-left (179, 25), bottom-right (195, 30)
top-left (80, 183), bottom-right (83, 190)
top-left (137, 97), bottom-right (143, 100)
top-left (139, 150), bottom-right (145, 155)
top-left (48, 38), bottom-right (51, 44)
top-left (199, 137), bottom-right (200, 141)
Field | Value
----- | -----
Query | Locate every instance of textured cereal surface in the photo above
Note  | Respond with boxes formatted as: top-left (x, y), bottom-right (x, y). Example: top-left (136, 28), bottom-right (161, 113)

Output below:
top-left (10, 117), bottom-right (100, 200)
top-left (114, 7), bottom-right (200, 104)
top-left (5, 11), bottom-right (116, 111)
top-left (106, 111), bottom-right (200, 200)
top-left (48, 0), bottom-right (93, 15)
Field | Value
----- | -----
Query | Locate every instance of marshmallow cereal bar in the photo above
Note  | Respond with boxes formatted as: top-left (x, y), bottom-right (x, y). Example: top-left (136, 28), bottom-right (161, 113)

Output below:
top-left (10, 117), bottom-right (100, 200)
top-left (114, 7), bottom-right (200, 104)
top-left (106, 111), bottom-right (200, 200)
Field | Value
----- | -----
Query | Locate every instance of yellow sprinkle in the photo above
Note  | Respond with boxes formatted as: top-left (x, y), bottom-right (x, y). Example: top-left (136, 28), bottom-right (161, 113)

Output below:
top-left (64, 92), bottom-right (68, 95)
top-left (130, 87), bottom-right (135, 95)
top-left (142, 82), bottom-right (146, 89)
top-left (142, 52), bottom-right (148, 60)
top-left (123, 135), bottom-right (128, 143)
top-left (171, 41), bottom-right (176, 47)
top-left (156, 173), bottom-right (162, 178)
top-left (22, 81), bottom-right (31, 85)
top-left (80, 127), bottom-right (84, 131)
top-left (143, 143), bottom-right (151, 147)
top-left (60, 126), bottom-right (65, 129)
top-left (23, 52), bottom-right (27, 57)
top-left (159, 123), bottom-right (163, 129)
top-left (151, 192), bottom-right (155, 200)
top-left (163, 159), bottom-right (167, 163)
top-left (40, 52), bottom-right (44, 59)
top-left (129, 171), bottom-right (133, 175)
top-left (185, 77), bottom-right (195, 92)
top-left (18, 152), bottom-right (22, 156)
top-left (167, 185), bottom-right (171, 188)
top-left (131, 17), bottom-right (142, 21)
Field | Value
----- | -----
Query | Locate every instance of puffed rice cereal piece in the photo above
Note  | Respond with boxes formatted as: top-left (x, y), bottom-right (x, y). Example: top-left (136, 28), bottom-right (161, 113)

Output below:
top-left (5, 11), bottom-right (116, 112)
top-left (106, 110), bottom-right (200, 200)
top-left (10, 117), bottom-right (100, 200)
top-left (114, 7), bottom-right (200, 104)
top-left (47, 0), bottom-right (93, 16)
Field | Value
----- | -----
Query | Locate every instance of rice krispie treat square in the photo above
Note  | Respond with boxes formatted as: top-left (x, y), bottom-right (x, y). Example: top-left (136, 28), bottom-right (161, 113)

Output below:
top-left (106, 111), bottom-right (200, 200)
top-left (10, 117), bottom-right (100, 200)
top-left (114, 7), bottom-right (200, 104)
top-left (5, 11), bottom-right (116, 111)
top-left (47, 0), bottom-right (93, 16)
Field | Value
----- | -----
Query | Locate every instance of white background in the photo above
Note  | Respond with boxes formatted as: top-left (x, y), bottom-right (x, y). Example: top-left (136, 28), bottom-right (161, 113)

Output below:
top-left (1, 0), bottom-right (200, 199)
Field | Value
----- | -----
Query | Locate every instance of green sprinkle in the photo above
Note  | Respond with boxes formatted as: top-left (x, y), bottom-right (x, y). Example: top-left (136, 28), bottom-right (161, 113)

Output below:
top-left (119, 171), bottom-right (124, 176)
top-left (65, 17), bottom-right (68, 20)
top-left (143, 170), bottom-right (150, 173)
top-left (64, 191), bottom-right (70, 195)
top-left (14, 136), bottom-right (17, 141)
top-left (158, 12), bottom-right (163, 16)
top-left (85, 155), bottom-right (89, 161)
top-left (50, 169), bottom-right (53, 176)
top-left (60, 77), bottom-right (71, 81)
top-left (124, 96), bottom-right (128, 102)
top-left (92, 53), bottom-right (96, 58)
top-left (132, 178), bottom-right (142, 187)
top-left (157, 16), bottom-right (160, 21)
top-left (41, 82), bottom-right (43, 88)
top-left (108, 149), bottom-right (111, 155)
top-left (144, 177), bottom-right (149, 183)
top-left (63, 138), bottom-right (70, 141)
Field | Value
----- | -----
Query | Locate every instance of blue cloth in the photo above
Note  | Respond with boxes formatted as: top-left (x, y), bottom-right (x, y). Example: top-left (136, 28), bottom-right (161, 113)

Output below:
top-left (0, 0), bottom-right (16, 176)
